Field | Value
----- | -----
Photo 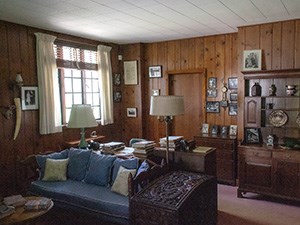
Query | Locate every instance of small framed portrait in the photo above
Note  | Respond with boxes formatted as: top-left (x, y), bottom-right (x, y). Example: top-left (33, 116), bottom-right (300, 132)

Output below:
top-left (228, 77), bottom-right (238, 90)
top-left (229, 125), bottom-right (238, 136)
top-left (211, 125), bottom-right (219, 135)
top-left (206, 101), bottom-right (220, 113)
top-left (244, 128), bottom-right (262, 144)
top-left (208, 77), bottom-right (217, 89)
top-left (113, 73), bottom-right (121, 86)
top-left (228, 103), bottom-right (238, 116)
top-left (229, 92), bottom-right (238, 102)
top-left (152, 89), bottom-right (160, 96)
top-left (113, 91), bottom-right (122, 102)
top-left (207, 89), bottom-right (217, 98)
top-left (21, 86), bottom-right (38, 110)
top-left (127, 108), bottom-right (137, 117)
top-left (149, 65), bottom-right (162, 78)
top-left (243, 49), bottom-right (262, 71)
top-left (201, 123), bottom-right (209, 134)
top-left (220, 126), bottom-right (228, 136)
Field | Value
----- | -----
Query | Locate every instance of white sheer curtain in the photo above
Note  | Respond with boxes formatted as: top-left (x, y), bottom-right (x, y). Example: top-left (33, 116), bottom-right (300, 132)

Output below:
top-left (97, 45), bottom-right (114, 125)
top-left (35, 33), bottom-right (62, 134)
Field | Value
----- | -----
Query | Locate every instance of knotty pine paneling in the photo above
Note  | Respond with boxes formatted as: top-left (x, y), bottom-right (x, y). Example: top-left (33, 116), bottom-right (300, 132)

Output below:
top-left (0, 21), bottom-right (121, 196)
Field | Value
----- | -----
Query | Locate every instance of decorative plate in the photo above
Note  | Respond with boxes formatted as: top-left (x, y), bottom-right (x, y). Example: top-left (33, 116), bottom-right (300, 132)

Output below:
top-left (269, 110), bottom-right (288, 127)
top-left (296, 113), bottom-right (300, 127)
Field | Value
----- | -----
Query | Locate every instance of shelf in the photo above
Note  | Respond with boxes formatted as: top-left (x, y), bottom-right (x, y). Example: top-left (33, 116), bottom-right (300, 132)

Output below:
top-left (262, 108), bottom-right (300, 111)
top-left (245, 95), bottom-right (300, 98)
top-left (242, 68), bottom-right (300, 79)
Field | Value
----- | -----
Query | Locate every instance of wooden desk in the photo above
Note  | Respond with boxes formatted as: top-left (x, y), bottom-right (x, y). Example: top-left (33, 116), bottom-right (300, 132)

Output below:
top-left (0, 196), bottom-right (53, 225)
top-left (64, 135), bottom-right (105, 148)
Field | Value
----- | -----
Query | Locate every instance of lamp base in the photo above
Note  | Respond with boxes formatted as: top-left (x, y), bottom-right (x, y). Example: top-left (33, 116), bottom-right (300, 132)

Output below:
top-left (78, 128), bottom-right (88, 149)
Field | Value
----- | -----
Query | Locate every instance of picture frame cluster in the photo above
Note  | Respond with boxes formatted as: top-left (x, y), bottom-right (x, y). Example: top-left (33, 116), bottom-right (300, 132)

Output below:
top-left (201, 123), bottom-right (237, 136)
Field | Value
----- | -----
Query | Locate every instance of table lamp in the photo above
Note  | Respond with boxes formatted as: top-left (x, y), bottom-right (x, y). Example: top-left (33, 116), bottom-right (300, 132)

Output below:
top-left (149, 95), bottom-right (184, 164)
top-left (68, 104), bottom-right (98, 148)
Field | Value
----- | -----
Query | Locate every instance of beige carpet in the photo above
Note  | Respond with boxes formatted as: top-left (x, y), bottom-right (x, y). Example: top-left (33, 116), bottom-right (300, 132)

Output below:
top-left (218, 184), bottom-right (300, 225)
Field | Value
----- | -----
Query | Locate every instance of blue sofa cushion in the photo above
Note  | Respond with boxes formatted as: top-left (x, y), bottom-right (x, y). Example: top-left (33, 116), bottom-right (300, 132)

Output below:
top-left (68, 148), bottom-right (91, 181)
top-left (29, 180), bottom-right (129, 221)
top-left (36, 149), bottom-right (69, 179)
top-left (84, 152), bottom-right (116, 186)
top-left (136, 160), bottom-right (150, 177)
top-left (111, 158), bottom-right (139, 184)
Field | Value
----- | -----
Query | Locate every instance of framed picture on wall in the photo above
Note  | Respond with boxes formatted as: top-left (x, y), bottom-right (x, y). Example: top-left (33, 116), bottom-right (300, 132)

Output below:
top-left (127, 108), bottom-right (137, 117)
top-left (149, 65), bottom-right (162, 78)
top-left (244, 128), bottom-right (262, 144)
top-left (206, 101), bottom-right (220, 113)
top-left (243, 49), bottom-right (262, 71)
top-left (229, 92), bottom-right (238, 102)
top-left (124, 60), bottom-right (138, 85)
top-left (21, 86), bottom-right (38, 110)
top-left (228, 103), bottom-right (238, 116)
top-left (113, 91), bottom-right (122, 102)
top-left (208, 77), bottom-right (217, 89)
top-left (113, 73), bottom-right (121, 86)
top-left (228, 77), bottom-right (238, 90)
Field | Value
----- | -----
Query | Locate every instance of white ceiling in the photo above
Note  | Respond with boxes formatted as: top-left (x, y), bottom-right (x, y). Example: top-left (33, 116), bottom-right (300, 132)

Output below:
top-left (0, 0), bottom-right (299, 44)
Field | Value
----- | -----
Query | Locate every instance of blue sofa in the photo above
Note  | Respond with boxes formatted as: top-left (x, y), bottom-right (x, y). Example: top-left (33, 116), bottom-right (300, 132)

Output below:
top-left (22, 148), bottom-right (160, 225)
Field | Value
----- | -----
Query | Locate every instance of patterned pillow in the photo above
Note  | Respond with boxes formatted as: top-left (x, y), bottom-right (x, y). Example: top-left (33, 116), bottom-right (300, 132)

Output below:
top-left (111, 166), bottom-right (136, 196)
top-left (42, 158), bottom-right (69, 181)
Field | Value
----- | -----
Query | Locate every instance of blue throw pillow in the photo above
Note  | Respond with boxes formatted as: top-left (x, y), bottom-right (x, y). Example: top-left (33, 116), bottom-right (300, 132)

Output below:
top-left (67, 148), bottom-right (92, 181)
top-left (36, 149), bottom-right (69, 179)
top-left (111, 157), bottom-right (139, 184)
top-left (84, 152), bottom-right (116, 186)
top-left (136, 160), bottom-right (150, 177)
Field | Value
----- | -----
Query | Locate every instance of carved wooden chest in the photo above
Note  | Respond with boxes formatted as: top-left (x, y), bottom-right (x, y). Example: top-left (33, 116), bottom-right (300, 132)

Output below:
top-left (130, 170), bottom-right (217, 225)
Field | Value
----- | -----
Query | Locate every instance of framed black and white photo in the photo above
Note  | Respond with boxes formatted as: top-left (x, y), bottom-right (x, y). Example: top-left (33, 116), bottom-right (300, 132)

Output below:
top-left (211, 125), bottom-right (219, 135)
top-left (229, 125), bottom-right (238, 136)
top-left (244, 128), bottom-right (262, 144)
top-left (21, 86), bottom-right (38, 110)
top-left (124, 60), bottom-right (138, 85)
top-left (220, 126), bottom-right (228, 136)
top-left (230, 92), bottom-right (238, 102)
top-left (208, 77), bottom-right (217, 89)
top-left (127, 107), bottom-right (137, 117)
top-left (113, 91), bottom-right (122, 102)
top-left (113, 73), bottom-right (121, 86)
top-left (206, 101), bottom-right (220, 113)
top-left (201, 123), bottom-right (209, 134)
top-left (207, 89), bottom-right (217, 98)
top-left (152, 89), bottom-right (160, 96)
top-left (243, 49), bottom-right (262, 71)
top-left (228, 77), bottom-right (238, 90)
top-left (149, 65), bottom-right (162, 78)
top-left (228, 103), bottom-right (238, 116)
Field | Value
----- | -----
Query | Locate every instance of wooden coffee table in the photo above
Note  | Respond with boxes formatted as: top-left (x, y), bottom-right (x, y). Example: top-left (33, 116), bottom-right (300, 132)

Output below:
top-left (0, 196), bottom-right (53, 225)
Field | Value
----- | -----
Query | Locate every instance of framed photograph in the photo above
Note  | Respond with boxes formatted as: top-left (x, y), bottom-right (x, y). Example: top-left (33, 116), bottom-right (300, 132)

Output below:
top-left (211, 125), bottom-right (219, 135)
top-left (152, 89), bottom-right (160, 96)
top-left (244, 128), bottom-right (262, 144)
top-left (149, 65), bottom-right (162, 78)
top-left (207, 89), bottom-right (217, 98)
top-left (127, 108), bottom-right (137, 117)
top-left (243, 49), bottom-right (262, 71)
top-left (113, 73), bottom-right (121, 86)
top-left (220, 126), bottom-right (228, 136)
top-left (201, 123), bottom-right (209, 134)
top-left (206, 101), bottom-right (220, 113)
top-left (21, 86), bottom-right (38, 110)
top-left (208, 77), bottom-right (217, 89)
top-left (113, 91), bottom-right (122, 102)
top-left (124, 60), bottom-right (138, 85)
top-left (228, 103), bottom-right (238, 116)
top-left (228, 77), bottom-right (238, 90)
top-left (229, 125), bottom-right (238, 136)
top-left (229, 92), bottom-right (238, 102)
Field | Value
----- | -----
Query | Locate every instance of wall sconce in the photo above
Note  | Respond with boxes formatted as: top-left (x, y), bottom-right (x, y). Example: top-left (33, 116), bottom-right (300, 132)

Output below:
top-left (15, 73), bottom-right (23, 88)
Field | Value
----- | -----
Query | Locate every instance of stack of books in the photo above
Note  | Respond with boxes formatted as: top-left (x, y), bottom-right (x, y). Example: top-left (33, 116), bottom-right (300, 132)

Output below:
top-left (24, 197), bottom-right (52, 210)
top-left (132, 141), bottom-right (156, 159)
top-left (0, 203), bottom-right (15, 219)
top-left (159, 136), bottom-right (183, 151)
top-left (3, 194), bottom-right (26, 207)
top-left (102, 142), bottom-right (125, 154)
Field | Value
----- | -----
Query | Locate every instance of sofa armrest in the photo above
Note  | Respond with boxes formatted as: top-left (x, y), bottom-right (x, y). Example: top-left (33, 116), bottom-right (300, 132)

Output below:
top-left (128, 159), bottom-right (168, 198)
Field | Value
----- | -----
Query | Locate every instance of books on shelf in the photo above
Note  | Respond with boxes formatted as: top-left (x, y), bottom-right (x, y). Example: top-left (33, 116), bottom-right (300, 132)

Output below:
top-left (102, 142), bottom-right (125, 153)
top-left (0, 203), bottom-right (15, 219)
top-left (132, 141), bottom-right (155, 148)
top-left (24, 197), bottom-right (52, 210)
top-left (132, 140), bottom-right (155, 158)
top-left (3, 194), bottom-right (26, 207)
top-left (159, 136), bottom-right (183, 151)
top-left (159, 136), bottom-right (183, 142)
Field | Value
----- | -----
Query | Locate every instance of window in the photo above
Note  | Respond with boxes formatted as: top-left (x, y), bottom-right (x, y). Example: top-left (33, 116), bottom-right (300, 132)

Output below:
top-left (54, 42), bottom-right (100, 124)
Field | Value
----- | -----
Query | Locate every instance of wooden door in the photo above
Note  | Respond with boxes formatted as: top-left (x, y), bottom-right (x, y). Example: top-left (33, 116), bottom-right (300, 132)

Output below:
top-left (168, 71), bottom-right (206, 140)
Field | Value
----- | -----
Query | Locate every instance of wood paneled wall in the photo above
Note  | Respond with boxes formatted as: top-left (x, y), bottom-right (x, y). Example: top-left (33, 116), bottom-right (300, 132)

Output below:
top-left (0, 21), bottom-right (122, 196)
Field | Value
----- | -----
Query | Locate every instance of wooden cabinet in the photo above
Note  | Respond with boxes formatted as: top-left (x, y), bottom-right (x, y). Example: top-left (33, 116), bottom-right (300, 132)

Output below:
top-left (194, 134), bottom-right (237, 185)
top-left (238, 146), bottom-right (300, 201)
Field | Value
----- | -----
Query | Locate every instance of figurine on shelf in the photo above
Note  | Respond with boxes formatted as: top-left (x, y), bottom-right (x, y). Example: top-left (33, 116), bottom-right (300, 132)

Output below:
top-left (269, 84), bottom-right (276, 96)
top-left (251, 82), bottom-right (261, 96)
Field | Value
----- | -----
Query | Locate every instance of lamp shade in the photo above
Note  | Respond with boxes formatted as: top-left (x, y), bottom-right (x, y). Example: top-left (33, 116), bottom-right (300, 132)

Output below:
top-left (150, 95), bottom-right (184, 116)
top-left (68, 104), bottom-right (98, 128)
